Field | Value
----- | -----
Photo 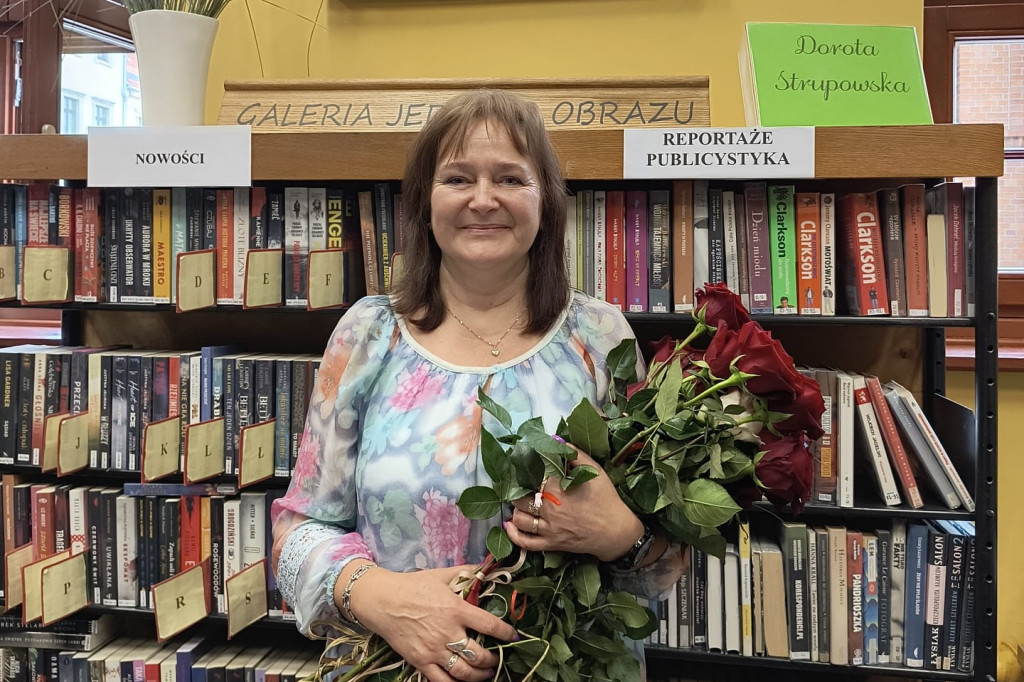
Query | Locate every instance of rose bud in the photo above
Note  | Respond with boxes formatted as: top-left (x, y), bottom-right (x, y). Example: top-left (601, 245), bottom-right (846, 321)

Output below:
top-left (756, 431), bottom-right (814, 514)
top-left (696, 283), bottom-right (752, 330)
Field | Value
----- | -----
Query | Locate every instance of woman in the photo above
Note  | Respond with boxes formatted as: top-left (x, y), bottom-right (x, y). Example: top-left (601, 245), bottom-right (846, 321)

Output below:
top-left (270, 89), bottom-right (685, 682)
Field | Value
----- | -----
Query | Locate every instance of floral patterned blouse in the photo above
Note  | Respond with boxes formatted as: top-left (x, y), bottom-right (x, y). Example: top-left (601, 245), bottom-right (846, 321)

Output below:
top-left (270, 292), bottom-right (686, 641)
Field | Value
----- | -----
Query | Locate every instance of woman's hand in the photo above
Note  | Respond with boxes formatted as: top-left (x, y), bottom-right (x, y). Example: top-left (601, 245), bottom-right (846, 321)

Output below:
top-left (504, 447), bottom-right (645, 563)
top-left (343, 562), bottom-right (520, 682)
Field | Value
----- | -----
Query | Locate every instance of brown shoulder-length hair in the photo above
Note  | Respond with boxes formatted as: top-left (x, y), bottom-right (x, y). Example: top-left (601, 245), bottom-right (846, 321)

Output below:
top-left (391, 89), bottom-right (570, 334)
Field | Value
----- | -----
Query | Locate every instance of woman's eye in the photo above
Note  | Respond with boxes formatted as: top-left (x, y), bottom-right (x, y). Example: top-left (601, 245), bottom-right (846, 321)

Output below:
top-left (500, 176), bottom-right (525, 186)
top-left (443, 176), bottom-right (468, 185)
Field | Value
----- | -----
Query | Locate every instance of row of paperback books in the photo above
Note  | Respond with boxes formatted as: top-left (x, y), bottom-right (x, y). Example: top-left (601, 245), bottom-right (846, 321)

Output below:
top-left (804, 369), bottom-right (973, 511)
top-left (564, 180), bottom-right (974, 317)
top-left (0, 344), bottom-right (321, 478)
top-left (0, 183), bottom-right (373, 307)
top-left (643, 518), bottom-right (975, 673)
top-left (0, 627), bottom-right (320, 682)
top-left (0, 477), bottom-right (288, 619)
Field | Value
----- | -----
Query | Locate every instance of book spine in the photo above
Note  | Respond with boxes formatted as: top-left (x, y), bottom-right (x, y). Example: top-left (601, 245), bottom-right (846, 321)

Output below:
top-left (357, 190), bottom-right (379, 296)
top-left (879, 188), bottom-right (908, 315)
top-left (957, 531), bottom-right (975, 672)
top-left (233, 187), bottom-right (249, 304)
top-left (87, 488), bottom-right (103, 604)
top-left (138, 188), bottom-right (154, 303)
top-left (707, 188), bottom-right (725, 286)
top-left (267, 190), bottom-right (284, 249)
top-left (210, 495), bottom-right (225, 613)
top-left (171, 187), bottom-right (187, 303)
top-left (890, 520), bottom-right (908, 665)
top-left (274, 359), bottom-right (291, 477)
top-left (768, 184), bottom-right (797, 314)
top-left (943, 531), bottom-right (965, 671)
top-left (647, 190), bottom-right (671, 313)
top-left (847, 530), bottom-right (864, 666)
top-left (852, 375), bottom-right (901, 505)
top-left (100, 489), bottom-right (118, 606)
top-left (593, 190), bottom-right (607, 304)
top-left (250, 186), bottom-right (267, 250)
top-left (671, 181), bottom-right (694, 312)
top-left (901, 184), bottom-right (929, 316)
top-left (722, 190), bottom-right (740, 300)
top-left (606, 190), bottom-right (626, 311)
top-left (0, 352), bottom-right (18, 464)
top-left (877, 528), bottom-right (892, 664)
top-left (744, 182), bottom-right (772, 313)
top-left (839, 193), bottom-right (889, 316)
top-left (943, 183), bottom-right (965, 316)
top-left (863, 534), bottom-right (879, 664)
top-left (116, 495), bottom-right (138, 607)
top-left (905, 523), bottom-right (928, 668)
top-left (216, 189), bottom-right (234, 304)
top-left (865, 375), bottom-right (923, 508)
top-left (692, 181), bottom-right (709, 291)
top-left (625, 191), bottom-right (648, 313)
top-left (152, 188), bottom-right (171, 304)
top-left (374, 183), bottom-right (393, 293)
top-left (795, 193), bottom-right (821, 315)
top-left (924, 528), bottom-right (948, 670)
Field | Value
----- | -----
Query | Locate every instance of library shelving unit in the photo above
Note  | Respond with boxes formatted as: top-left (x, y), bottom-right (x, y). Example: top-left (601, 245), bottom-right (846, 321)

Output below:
top-left (0, 123), bottom-right (1003, 682)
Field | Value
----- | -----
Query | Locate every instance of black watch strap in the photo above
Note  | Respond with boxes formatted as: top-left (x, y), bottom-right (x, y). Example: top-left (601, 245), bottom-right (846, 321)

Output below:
top-left (614, 522), bottom-right (655, 570)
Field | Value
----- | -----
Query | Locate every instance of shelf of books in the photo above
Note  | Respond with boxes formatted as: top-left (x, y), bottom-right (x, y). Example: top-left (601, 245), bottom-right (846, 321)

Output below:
top-left (0, 124), bottom-right (1000, 682)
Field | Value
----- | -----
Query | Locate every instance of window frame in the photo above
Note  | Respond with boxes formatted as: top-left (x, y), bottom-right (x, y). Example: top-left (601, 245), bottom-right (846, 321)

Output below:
top-left (923, 0), bottom-right (1024, 370)
top-left (92, 97), bottom-right (112, 126)
top-left (61, 90), bottom-right (82, 133)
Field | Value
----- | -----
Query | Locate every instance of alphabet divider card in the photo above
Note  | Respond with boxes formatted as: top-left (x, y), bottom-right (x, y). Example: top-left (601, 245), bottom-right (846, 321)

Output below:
top-left (40, 551), bottom-right (90, 625)
top-left (153, 560), bottom-right (211, 641)
top-left (225, 560), bottom-right (268, 638)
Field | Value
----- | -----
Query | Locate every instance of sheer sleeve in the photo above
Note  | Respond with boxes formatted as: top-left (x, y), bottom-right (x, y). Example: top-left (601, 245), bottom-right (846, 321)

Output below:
top-left (270, 297), bottom-right (394, 637)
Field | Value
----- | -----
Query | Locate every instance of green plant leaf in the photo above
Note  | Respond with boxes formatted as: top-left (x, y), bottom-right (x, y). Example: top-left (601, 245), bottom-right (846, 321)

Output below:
top-left (572, 561), bottom-right (601, 607)
top-left (549, 634), bottom-right (573, 664)
top-left (682, 478), bottom-right (742, 528)
top-left (570, 631), bottom-right (628, 662)
top-left (605, 650), bottom-right (642, 681)
top-left (480, 427), bottom-right (512, 492)
top-left (692, 531), bottom-right (728, 560)
top-left (623, 601), bottom-right (659, 640)
top-left (655, 460), bottom-right (686, 508)
top-left (606, 339), bottom-right (639, 381)
top-left (564, 464), bottom-right (600, 489)
top-left (566, 399), bottom-right (610, 460)
top-left (605, 591), bottom-right (653, 628)
top-left (455, 486), bottom-right (501, 520)
top-left (655, 361), bottom-right (684, 423)
top-left (631, 408), bottom-right (654, 428)
top-left (510, 442), bottom-right (546, 491)
top-left (486, 526), bottom-right (513, 561)
top-left (709, 442), bottom-right (725, 478)
top-left (477, 386), bottom-right (512, 431)
top-left (625, 388), bottom-right (657, 414)
top-left (543, 551), bottom-right (567, 570)
top-left (627, 470), bottom-right (660, 513)
top-left (557, 663), bottom-right (582, 682)
top-left (511, 575), bottom-right (556, 596)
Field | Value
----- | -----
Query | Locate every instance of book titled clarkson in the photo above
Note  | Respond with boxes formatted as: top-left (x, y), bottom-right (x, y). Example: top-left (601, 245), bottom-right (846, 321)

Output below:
top-left (768, 184), bottom-right (797, 314)
top-left (838, 192), bottom-right (889, 316)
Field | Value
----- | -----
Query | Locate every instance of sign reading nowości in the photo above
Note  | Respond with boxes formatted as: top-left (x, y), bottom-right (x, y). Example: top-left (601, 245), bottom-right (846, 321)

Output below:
top-left (622, 127), bottom-right (814, 180)
top-left (88, 125), bottom-right (252, 188)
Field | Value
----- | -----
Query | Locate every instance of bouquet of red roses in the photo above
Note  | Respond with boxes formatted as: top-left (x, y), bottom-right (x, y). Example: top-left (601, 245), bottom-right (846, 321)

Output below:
top-left (321, 284), bottom-right (824, 682)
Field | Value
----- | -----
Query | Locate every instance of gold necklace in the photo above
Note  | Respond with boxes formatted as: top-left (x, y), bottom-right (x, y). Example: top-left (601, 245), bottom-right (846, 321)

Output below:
top-left (446, 304), bottom-right (526, 357)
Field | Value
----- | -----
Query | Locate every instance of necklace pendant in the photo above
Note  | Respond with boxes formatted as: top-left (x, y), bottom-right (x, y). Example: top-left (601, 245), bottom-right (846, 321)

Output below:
top-left (491, 348), bottom-right (500, 357)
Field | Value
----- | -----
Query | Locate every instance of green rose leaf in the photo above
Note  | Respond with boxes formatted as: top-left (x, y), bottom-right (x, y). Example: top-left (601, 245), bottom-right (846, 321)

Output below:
top-left (477, 386), bottom-right (512, 431)
top-left (625, 388), bottom-right (657, 415)
top-left (627, 470), bottom-right (660, 513)
top-left (623, 602), bottom-right (659, 640)
top-left (606, 338), bottom-right (639, 382)
top-left (655, 460), bottom-right (686, 508)
top-left (572, 561), bottom-right (601, 607)
top-left (480, 428), bottom-right (512, 489)
top-left (486, 526), bottom-right (513, 561)
top-left (655, 361), bottom-right (684, 423)
top-left (570, 631), bottom-right (629, 662)
top-left (682, 478), bottom-right (742, 528)
top-left (709, 442), bottom-right (725, 479)
top-left (605, 591), bottom-right (653, 629)
top-left (511, 575), bottom-right (556, 596)
top-left (543, 551), bottom-right (567, 570)
top-left (660, 504), bottom-right (704, 545)
top-left (510, 442), bottom-right (546, 491)
top-left (564, 464), bottom-right (600, 490)
top-left (692, 531), bottom-right (728, 560)
top-left (455, 486), bottom-right (501, 520)
top-left (557, 663), bottom-right (582, 682)
top-left (566, 399), bottom-right (610, 460)
top-left (605, 651), bottom-right (642, 681)
top-left (549, 634), bottom-right (573, 665)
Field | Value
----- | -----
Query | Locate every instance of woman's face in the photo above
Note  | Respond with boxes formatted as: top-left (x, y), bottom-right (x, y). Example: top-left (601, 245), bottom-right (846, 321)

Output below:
top-left (430, 119), bottom-right (542, 273)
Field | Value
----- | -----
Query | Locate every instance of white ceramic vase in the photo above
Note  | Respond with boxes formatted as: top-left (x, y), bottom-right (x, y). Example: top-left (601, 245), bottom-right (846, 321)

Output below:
top-left (129, 9), bottom-right (219, 126)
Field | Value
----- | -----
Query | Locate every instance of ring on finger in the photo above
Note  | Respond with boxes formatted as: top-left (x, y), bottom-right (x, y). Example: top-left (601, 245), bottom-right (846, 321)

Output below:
top-left (445, 652), bottom-right (459, 672)
top-left (446, 637), bottom-right (477, 662)
top-left (531, 516), bottom-right (540, 534)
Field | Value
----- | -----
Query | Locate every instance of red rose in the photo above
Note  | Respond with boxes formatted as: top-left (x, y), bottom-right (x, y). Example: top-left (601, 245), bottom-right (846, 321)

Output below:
top-left (705, 322), bottom-right (804, 398)
top-left (771, 371), bottom-right (826, 440)
top-left (696, 283), bottom-right (752, 330)
top-left (756, 431), bottom-right (814, 514)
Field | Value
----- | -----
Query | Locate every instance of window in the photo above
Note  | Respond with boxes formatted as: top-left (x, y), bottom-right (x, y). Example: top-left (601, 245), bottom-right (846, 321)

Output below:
top-left (924, 0), bottom-right (1024, 369)
top-left (94, 52), bottom-right (110, 65)
top-left (61, 93), bottom-right (81, 133)
top-left (93, 99), bottom-right (112, 126)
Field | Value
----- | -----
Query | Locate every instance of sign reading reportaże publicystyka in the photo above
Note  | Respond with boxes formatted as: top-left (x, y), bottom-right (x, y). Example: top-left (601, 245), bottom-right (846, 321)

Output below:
top-left (623, 127), bottom-right (815, 179)
top-left (217, 77), bottom-right (710, 132)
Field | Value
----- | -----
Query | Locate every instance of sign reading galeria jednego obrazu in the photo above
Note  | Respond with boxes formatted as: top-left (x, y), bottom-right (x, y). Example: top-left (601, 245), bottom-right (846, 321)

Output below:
top-left (217, 78), bottom-right (711, 132)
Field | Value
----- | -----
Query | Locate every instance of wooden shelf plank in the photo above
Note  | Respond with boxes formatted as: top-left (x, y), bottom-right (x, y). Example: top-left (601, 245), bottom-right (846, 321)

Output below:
top-left (0, 123), bottom-right (1004, 181)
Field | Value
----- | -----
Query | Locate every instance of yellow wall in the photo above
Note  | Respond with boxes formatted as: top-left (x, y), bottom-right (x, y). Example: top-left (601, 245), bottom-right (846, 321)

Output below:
top-left (204, 0), bottom-right (924, 125)
top-left (948, 371), bottom-right (1024, 679)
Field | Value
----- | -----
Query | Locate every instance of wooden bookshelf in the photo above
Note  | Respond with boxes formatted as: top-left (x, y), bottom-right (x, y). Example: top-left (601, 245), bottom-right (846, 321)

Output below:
top-left (0, 124), bottom-right (1004, 181)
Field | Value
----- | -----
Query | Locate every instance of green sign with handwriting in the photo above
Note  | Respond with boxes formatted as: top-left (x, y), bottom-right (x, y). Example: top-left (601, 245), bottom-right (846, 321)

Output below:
top-left (740, 23), bottom-right (933, 126)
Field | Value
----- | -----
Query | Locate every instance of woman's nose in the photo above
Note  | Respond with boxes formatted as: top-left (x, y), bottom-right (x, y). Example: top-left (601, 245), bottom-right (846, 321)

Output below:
top-left (468, 179), bottom-right (500, 211)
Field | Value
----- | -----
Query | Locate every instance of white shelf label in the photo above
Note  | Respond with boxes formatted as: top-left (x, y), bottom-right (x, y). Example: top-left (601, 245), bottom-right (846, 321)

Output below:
top-left (622, 126), bottom-right (815, 179)
top-left (87, 125), bottom-right (252, 187)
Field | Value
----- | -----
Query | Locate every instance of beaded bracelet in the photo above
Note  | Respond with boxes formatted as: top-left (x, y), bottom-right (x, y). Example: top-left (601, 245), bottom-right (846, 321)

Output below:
top-left (340, 562), bottom-right (377, 626)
